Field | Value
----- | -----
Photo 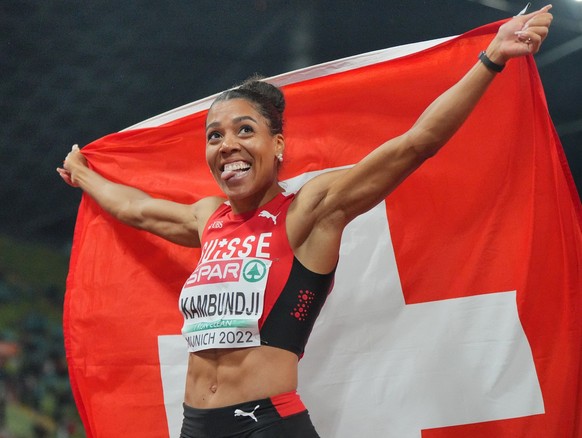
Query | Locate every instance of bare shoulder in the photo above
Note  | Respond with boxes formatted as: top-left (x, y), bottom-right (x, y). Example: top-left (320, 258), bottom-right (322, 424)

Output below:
top-left (140, 195), bottom-right (225, 247)
top-left (191, 196), bottom-right (226, 230)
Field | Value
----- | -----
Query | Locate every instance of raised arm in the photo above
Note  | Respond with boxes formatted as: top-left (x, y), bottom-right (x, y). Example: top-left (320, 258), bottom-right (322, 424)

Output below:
top-left (310, 5), bottom-right (553, 225)
top-left (57, 145), bottom-right (224, 247)
top-left (289, 6), bottom-right (553, 274)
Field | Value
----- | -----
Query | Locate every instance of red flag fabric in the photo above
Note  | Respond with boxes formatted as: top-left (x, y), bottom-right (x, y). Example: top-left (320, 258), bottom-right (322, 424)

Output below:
top-left (64, 21), bottom-right (581, 437)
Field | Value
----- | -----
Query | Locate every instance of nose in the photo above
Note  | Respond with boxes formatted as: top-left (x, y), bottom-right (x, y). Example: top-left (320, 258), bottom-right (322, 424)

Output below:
top-left (219, 135), bottom-right (240, 154)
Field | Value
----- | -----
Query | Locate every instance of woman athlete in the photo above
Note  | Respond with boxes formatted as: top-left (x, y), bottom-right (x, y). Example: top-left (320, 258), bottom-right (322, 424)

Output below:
top-left (58, 6), bottom-right (553, 437)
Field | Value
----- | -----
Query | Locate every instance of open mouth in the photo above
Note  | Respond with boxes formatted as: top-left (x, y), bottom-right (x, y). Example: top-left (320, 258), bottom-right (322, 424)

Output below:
top-left (221, 160), bottom-right (252, 181)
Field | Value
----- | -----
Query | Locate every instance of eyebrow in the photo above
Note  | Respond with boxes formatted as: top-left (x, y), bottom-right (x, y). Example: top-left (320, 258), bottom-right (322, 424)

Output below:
top-left (206, 115), bottom-right (259, 132)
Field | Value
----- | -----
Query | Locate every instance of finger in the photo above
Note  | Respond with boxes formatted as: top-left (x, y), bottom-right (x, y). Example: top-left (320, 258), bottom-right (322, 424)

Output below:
top-left (524, 13), bottom-right (553, 31)
top-left (525, 25), bottom-right (550, 41)
top-left (513, 31), bottom-right (540, 53)
top-left (530, 34), bottom-right (545, 53)
top-left (515, 26), bottom-right (549, 45)
top-left (515, 5), bottom-right (552, 30)
top-left (56, 168), bottom-right (74, 186)
top-left (523, 4), bottom-right (552, 19)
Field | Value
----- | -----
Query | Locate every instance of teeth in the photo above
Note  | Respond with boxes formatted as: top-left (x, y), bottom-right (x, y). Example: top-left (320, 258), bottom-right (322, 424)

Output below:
top-left (224, 161), bottom-right (251, 172)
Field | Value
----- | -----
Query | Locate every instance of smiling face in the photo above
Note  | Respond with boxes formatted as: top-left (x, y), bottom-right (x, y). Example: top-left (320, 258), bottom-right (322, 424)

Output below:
top-left (205, 98), bottom-right (285, 213)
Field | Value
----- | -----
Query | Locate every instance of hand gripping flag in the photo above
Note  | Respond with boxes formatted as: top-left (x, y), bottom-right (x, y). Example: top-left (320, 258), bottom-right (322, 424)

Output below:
top-left (64, 21), bottom-right (581, 438)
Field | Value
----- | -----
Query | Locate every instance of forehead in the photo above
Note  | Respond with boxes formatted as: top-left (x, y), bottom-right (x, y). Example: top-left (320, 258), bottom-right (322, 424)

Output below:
top-left (206, 98), bottom-right (263, 126)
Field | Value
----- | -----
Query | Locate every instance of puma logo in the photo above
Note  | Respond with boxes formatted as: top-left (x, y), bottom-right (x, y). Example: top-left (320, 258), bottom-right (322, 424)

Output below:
top-left (234, 404), bottom-right (260, 422)
top-left (258, 210), bottom-right (279, 225)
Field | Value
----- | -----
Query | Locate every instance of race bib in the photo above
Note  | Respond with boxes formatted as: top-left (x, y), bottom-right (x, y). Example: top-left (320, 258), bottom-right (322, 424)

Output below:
top-left (179, 257), bottom-right (270, 352)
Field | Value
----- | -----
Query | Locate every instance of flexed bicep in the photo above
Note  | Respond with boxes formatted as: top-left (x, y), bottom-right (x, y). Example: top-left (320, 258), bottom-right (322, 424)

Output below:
top-left (132, 196), bottom-right (224, 247)
top-left (57, 144), bottom-right (224, 247)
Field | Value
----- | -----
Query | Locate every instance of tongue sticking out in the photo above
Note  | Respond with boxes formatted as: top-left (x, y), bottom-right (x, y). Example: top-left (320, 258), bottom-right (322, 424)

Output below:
top-left (221, 169), bottom-right (237, 181)
top-left (221, 162), bottom-right (251, 181)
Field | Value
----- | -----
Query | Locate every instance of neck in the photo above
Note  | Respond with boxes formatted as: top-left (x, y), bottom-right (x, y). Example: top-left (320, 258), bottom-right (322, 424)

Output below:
top-left (229, 183), bottom-right (284, 215)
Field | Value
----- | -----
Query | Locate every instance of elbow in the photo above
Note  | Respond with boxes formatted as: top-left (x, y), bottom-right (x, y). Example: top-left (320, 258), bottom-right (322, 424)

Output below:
top-left (114, 203), bottom-right (145, 229)
top-left (413, 143), bottom-right (440, 161)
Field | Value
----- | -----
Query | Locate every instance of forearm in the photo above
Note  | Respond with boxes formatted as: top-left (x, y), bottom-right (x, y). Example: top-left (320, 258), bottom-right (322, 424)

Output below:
top-left (408, 55), bottom-right (498, 157)
top-left (71, 164), bottom-right (151, 227)
top-left (408, 4), bottom-right (552, 156)
top-left (58, 146), bottom-right (205, 244)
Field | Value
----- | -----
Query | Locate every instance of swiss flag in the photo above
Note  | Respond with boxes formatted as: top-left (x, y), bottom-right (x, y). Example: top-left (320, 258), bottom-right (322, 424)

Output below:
top-left (64, 21), bottom-right (581, 437)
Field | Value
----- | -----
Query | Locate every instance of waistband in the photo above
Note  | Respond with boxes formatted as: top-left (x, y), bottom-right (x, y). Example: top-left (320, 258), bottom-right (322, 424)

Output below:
top-left (181, 390), bottom-right (307, 437)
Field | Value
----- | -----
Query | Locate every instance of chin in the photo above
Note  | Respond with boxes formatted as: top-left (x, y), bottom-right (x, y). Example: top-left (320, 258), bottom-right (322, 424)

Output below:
top-left (220, 184), bottom-right (250, 201)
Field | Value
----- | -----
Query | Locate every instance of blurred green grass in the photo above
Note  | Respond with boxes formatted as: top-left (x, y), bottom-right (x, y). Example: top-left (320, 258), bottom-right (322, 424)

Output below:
top-left (0, 235), bottom-right (68, 290)
top-left (0, 234), bottom-right (84, 438)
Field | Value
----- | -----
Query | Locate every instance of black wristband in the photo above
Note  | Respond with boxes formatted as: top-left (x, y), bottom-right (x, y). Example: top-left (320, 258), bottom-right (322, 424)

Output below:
top-left (478, 50), bottom-right (505, 73)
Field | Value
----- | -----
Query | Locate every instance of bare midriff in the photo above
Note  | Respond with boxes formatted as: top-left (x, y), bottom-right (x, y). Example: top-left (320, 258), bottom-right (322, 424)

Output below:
top-left (184, 345), bottom-right (299, 408)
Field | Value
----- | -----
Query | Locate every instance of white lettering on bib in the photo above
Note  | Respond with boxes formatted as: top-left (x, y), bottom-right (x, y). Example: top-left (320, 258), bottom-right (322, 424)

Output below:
top-left (200, 232), bottom-right (272, 263)
top-left (180, 257), bottom-right (270, 352)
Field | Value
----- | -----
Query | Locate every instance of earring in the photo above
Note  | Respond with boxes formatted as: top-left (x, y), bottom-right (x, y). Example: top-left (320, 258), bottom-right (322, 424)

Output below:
top-left (276, 153), bottom-right (284, 163)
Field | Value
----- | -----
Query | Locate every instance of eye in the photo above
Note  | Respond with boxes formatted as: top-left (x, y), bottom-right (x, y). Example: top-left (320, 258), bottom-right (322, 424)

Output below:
top-left (239, 125), bottom-right (254, 135)
top-left (207, 131), bottom-right (222, 143)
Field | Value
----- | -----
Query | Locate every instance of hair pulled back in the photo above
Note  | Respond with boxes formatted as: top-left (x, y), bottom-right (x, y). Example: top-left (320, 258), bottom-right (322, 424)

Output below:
top-left (212, 75), bottom-right (285, 135)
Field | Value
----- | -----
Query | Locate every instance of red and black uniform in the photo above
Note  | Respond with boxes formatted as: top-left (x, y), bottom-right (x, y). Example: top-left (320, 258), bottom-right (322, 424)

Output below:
top-left (179, 192), bottom-right (334, 437)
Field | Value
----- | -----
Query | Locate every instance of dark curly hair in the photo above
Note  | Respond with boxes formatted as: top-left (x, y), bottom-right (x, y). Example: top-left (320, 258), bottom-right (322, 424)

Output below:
top-left (212, 75), bottom-right (285, 136)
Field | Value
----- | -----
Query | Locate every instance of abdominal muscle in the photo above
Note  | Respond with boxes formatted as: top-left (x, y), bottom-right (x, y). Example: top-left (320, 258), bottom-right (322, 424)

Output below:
top-left (184, 345), bottom-right (299, 408)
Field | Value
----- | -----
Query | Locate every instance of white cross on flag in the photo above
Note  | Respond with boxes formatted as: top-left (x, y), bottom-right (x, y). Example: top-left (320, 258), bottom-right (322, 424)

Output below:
top-left (64, 20), bottom-right (581, 438)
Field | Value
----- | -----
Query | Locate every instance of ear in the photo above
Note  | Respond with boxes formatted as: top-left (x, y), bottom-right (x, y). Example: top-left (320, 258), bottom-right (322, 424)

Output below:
top-left (274, 133), bottom-right (285, 156)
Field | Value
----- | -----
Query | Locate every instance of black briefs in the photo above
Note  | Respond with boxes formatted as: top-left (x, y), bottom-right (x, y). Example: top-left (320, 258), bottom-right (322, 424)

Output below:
top-left (179, 391), bottom-right (320, 438)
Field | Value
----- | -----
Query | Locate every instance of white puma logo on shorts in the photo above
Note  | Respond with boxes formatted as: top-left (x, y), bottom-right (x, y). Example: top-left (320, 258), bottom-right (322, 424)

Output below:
top-left (234, 404), bottom-right (260, 422)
